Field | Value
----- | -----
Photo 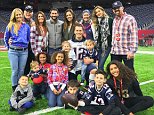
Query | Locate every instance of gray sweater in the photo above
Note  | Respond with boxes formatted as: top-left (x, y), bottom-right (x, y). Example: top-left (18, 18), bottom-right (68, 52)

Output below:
top-left (10, 84), bottom-right (33, 109)
top-left (46, 18), bottom-right (64, 48)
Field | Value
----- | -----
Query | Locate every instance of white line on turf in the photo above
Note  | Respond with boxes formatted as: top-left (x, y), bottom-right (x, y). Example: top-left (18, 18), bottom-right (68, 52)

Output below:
top-left (139, 80), bottom-right (154, 85)
top-left (0, 67), bottom-right (10, 69)
top-left (26, 79), bottom-right (154, 115)
top-left (25, 107), bottom-right (63, 115)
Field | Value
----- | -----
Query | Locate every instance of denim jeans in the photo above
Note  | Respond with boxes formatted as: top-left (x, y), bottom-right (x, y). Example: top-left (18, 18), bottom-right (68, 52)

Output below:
top-left (98, 47), bottom-right (111, 71)
top-left (81, 63), bottom-right (97, 81)
top-left (47, 85), bottom-right (65, 107)
top-left (8, 49), bottom-right (28, 86)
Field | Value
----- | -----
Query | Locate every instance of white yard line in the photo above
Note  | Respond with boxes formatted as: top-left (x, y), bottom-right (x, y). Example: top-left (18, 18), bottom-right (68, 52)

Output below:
top-left (26, 79), bottom-right (154, 115)
top-left (137, 51), bottom-right (154, 55)
top-left (25, 107), bottom-right (63, 115)
top-left (0, 67), bottom-right (10, 69)
top-left (139, 80), bottom-right (154, 85)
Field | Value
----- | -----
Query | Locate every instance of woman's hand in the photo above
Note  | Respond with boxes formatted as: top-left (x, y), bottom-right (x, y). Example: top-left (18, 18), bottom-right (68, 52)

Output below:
top-left (53, 89), bottom-right (58, 95)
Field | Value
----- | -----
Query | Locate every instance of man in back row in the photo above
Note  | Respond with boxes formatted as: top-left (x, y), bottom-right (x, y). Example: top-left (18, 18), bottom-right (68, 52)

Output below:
top-left (46, 8), bottom-right (64, 56)
top-left (111, 1), bottom-right (138, 71)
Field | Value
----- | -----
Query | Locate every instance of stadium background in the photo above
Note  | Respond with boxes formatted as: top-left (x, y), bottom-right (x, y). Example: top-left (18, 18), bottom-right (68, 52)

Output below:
top-left (0, 0), bottom-right (154, 48)
top-left (0, 0), bottom-right (154, 115)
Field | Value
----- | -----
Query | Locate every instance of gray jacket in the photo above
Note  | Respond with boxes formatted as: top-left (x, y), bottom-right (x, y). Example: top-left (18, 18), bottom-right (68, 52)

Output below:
top-left (46, 18), bottom-right (64, 48)
top-left (10, 84), bottom-right (33, 109)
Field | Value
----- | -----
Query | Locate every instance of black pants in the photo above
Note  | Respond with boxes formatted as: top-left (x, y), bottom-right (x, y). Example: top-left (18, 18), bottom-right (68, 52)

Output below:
top-left (78, 105), bottom-right (121, 115)
top-left (111, 54), bottom-right (134, 71)
top-left (24, 50), bottom-right (35, 75)
top-left (124, 96), bottom-right (154, 113)
top-left (33, 82), bottom-right (47, 98)
top-left (68, 72), bottom-right (77, 81)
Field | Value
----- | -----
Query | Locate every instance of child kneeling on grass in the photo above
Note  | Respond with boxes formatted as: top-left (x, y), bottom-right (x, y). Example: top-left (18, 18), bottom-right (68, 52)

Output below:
top-left (9, 76), bottom-right (34, 114)
top-left (78, 69), bottom-right (122, 115)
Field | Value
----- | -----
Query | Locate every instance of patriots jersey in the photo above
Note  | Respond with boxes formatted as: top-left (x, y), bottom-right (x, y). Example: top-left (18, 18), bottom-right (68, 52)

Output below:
top-left (68, 39), bottom-right (86, 71)
top-left (68, 49), bottom-right (77, 74)
top-left (85, 83), bottom-right (115, 105)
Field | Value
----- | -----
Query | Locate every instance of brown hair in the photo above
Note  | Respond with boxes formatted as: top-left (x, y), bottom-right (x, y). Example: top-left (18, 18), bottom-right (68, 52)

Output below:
top-left (50, 50), bottom-right (69, 65)
top-left (35, 11), bottom-right (48, 36)
top-left (67, 80), bottom-right (80, 88)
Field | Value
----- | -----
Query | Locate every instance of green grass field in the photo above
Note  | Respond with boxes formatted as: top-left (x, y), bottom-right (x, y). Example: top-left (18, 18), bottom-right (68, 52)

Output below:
top-left (0, 46), bottom-right (154, 115)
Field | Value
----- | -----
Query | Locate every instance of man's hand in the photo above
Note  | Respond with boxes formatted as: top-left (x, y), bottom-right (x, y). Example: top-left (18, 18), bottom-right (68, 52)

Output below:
top-left (127, 52), bottom-right (134, 60)
top-left (57, 88), bottom-right (62, 95)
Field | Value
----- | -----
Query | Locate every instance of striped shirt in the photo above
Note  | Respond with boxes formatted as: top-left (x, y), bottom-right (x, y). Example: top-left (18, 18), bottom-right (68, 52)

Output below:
top-left (111, 12), bottom-right (138, 55)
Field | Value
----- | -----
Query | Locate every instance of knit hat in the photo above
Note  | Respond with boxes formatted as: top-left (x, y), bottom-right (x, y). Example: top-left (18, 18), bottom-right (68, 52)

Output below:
top-left (82, 9), bottom-right (90, 15)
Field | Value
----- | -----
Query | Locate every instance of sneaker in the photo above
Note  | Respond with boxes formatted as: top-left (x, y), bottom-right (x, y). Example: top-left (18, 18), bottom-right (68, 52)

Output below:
top-left (9, 106), bottom-right (16, 111)
top-left (18, 107), bottom-right (26, 114)
top-left (80, 80), bottom-right (85, 86)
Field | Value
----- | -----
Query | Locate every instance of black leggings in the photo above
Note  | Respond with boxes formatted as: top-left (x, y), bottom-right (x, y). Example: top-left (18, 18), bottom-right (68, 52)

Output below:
top-left (124, 96), bottom-right (154, 113)
top-left (78, 105), bottom-right (121, 115)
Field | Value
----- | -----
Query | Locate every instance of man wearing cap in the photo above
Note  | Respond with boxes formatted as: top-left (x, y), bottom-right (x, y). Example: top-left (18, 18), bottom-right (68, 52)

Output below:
top-left (111, 1), bottom-right (138, 70)
top-left (46, 8), bottom-right (64, 56)
top-left (23, 5), bottom-right (35, 75)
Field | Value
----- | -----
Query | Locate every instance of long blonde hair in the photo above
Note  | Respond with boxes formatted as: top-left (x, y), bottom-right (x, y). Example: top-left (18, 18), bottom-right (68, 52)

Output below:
top-left (92, 6), bottom-right (109, 25)
top-left (8, 8), bottom-right (24, 35)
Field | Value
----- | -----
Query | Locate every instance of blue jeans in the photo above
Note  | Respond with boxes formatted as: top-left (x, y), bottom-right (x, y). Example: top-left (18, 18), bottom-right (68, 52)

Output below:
top-left (8, 49), bottom-right (28, 86)
top-left (81, 63), bottom-right (97, 81)
top-left (47, 85), bottom-right (65, 107)
top-left (98, 47), bottom-right (111, 71)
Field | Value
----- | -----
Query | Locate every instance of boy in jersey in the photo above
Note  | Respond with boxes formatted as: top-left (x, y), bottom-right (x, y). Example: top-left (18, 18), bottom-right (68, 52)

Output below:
top-left (68, 23), bottom-right (86, 79)
top-left (81, 39), bottom-right (98, 86)
top-left (78, 70), bottom-right (121, 115)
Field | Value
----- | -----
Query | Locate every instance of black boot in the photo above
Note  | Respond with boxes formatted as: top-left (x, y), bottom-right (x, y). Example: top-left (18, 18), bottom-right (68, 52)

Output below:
top-left (12, 85), bottom-right (17, 92)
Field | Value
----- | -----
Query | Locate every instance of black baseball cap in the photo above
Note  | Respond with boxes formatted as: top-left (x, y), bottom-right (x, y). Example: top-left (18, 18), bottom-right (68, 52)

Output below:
top-left (25, 5), bottom-right (33, 12)
top-left (112, 1), bottom-right (123, 9)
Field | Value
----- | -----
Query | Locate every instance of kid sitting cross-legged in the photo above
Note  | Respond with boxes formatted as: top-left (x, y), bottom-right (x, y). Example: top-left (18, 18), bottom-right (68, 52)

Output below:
top-left (9, 76), bottom-right (34, 114)
top-left (78, 69), bottom-right (122, 115)
top-left (28, 61), bottom-right (48, 99)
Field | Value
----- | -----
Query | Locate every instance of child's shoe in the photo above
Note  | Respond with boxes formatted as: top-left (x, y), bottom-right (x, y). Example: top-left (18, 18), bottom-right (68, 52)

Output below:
top-left (9, 106), bottom-right (16, 111)
top-left (80, 80), bottom-right (85, 86)
top-left (18, 107), bottom-right (26, 114)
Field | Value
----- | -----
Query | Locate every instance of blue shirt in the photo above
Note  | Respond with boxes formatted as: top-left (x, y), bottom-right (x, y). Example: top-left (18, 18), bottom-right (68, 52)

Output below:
top-left (4, 22), bottom-right (30, 48)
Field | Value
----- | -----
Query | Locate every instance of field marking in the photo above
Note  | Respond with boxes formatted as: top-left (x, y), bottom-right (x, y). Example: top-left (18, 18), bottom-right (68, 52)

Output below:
top-left (0, 67), bottom-right (10, 69)
top-left (26, 79), bottom-right (154, 115)
top-left (25, 107), bottom-right (63, 115)
top-left (137, 51), bottom-right (154, 55)
top-left (140, 80), bottom-right (154, 85)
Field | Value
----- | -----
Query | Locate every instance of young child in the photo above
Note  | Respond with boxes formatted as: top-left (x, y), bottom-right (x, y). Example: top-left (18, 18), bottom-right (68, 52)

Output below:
top-left (47, 51), bottom-right (69, 107)
top-left (28, 61), bottom-right (47, 99)
top-left (37, 52), bottom-right (51, 82)
top-left (63, 80), bottom-right (86, 109)
top-left (81, 39), bottom-right (98, 86)
top-left (78, 69), bottom-right (121, 115)
top-left (62, 41), bottom-right (77, 80)
top-left (9, 76), bottom-right (34, 114)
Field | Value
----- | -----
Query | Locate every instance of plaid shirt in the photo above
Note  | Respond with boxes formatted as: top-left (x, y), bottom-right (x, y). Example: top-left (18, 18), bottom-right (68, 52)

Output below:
top-left (111, 12), bottom-right (138, 55)
top-left (47, 63), bottom-right (68, 90)
top-left (30, 26), bottom-right (48, 55)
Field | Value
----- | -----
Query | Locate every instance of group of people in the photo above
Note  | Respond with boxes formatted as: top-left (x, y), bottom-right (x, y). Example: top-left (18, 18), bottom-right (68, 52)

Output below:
top-left (3, 1), bottom-right (153, 114)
